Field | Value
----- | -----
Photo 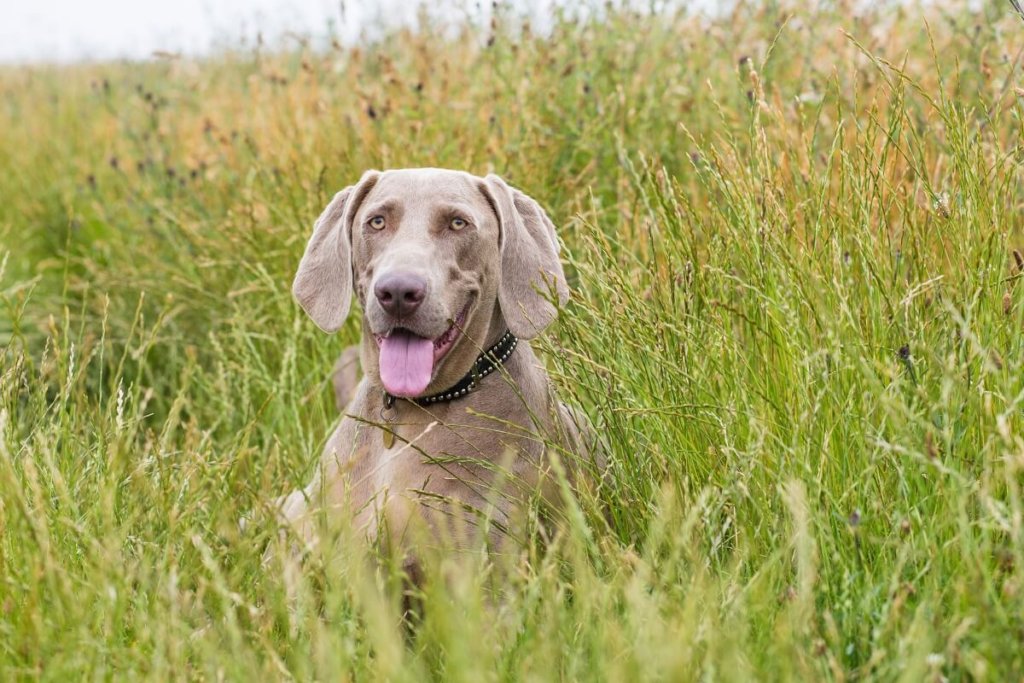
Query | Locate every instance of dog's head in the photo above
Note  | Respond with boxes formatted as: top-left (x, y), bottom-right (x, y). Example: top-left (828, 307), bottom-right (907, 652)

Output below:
top-left (292, 168), bottom-right (569, 398)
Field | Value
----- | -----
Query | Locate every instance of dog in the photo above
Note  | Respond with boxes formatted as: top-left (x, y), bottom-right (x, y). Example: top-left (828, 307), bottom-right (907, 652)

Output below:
top-left (276, 168), bottom-right (595, 565)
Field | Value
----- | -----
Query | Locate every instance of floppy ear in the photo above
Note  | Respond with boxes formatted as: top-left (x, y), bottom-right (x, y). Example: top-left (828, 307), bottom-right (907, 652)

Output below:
top-left (293, 171), bottom-right (380, 332)
top-left (482, 174), bottom-right (570, 339)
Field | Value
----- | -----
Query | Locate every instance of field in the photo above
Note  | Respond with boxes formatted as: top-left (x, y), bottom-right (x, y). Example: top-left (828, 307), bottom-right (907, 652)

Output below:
top-left (2, 0), bottom-right (1024, 679)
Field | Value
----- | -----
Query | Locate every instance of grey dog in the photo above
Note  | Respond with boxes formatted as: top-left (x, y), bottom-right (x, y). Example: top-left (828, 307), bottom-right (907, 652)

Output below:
top-left (277, 167), bottom-right (596, 563)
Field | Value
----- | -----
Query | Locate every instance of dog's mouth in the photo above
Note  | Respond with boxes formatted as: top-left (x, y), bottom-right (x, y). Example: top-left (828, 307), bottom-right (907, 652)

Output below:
top-left (373, 302), bottom-right (471, 397)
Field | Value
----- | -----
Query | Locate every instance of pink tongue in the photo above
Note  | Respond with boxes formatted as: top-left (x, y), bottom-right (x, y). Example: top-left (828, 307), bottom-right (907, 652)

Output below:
top-left (379, 330), bottom-right (435, 397)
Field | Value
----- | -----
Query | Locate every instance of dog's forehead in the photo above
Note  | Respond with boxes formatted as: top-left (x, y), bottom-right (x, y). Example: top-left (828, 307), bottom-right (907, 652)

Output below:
top-left (369, 168), bottom-right (482, 207)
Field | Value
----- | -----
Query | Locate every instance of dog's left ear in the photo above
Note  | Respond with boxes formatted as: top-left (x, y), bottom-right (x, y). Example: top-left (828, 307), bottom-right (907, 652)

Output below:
top-left (481, 174), bottom-right (570, 339)
top-left (293, 170), bottom-right (380, 332)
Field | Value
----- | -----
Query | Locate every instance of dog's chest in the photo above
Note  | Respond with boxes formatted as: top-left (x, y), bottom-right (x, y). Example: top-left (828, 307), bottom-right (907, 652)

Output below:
top-left (366, 406), bottom-right (541, 496)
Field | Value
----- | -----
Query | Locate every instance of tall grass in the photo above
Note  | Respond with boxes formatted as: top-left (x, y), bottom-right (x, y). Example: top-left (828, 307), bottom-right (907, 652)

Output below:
top-left (2, 1), bottom-right (1024, 679)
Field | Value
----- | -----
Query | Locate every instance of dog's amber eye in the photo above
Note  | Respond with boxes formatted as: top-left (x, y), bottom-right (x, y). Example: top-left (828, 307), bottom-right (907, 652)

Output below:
top-left (450, 217), bottom-right (467, 231)
top-left (369, 216), bottom-right (386, 230)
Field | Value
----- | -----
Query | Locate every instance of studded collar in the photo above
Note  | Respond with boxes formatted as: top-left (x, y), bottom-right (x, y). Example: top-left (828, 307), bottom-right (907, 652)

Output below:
top-left (382, 330), bottom-right (518, 409)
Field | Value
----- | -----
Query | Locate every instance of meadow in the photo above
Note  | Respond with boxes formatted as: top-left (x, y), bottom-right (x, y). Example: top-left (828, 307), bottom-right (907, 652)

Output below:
top-left (2, 0), bottom-right (1024, 679)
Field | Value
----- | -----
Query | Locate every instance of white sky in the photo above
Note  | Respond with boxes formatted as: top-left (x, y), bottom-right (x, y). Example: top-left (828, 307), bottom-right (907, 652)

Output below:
top-left (0, 2), bottom-right (982, 64)
top-left (0, 0), bottom-right (746, 64)
top-left (0, 0), bottom-right (515, 63)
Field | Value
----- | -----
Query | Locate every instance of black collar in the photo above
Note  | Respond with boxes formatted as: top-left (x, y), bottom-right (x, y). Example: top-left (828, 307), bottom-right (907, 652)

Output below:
top-left (383, 330), bottom-right (518, 409)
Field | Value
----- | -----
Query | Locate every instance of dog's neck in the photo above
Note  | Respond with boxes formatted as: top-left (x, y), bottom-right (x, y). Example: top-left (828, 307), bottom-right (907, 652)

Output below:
top-left (481, 304), bottom-right (510, 350)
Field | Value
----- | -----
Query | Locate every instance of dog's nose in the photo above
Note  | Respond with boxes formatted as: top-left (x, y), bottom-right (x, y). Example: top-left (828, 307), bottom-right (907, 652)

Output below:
top-left (374, 272), bottom-right (427, 317)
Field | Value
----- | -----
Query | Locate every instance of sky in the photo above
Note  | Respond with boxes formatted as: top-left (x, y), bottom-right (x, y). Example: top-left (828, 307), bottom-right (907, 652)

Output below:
top-left (0, 0), bottom-right (572, 64)
top-left (0, 2), bottom-right (980, 64)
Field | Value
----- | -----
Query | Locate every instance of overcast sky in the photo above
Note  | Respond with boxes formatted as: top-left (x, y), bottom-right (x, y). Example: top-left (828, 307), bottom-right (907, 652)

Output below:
top-left (0, 2), bottom-right (986, 64)
top-left (0, 0), bottom-right (575, 63)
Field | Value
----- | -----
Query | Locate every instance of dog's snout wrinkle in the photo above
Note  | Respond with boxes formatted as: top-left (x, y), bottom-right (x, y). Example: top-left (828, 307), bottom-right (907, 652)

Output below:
top-left (374, 272), bottom-right (428, 318)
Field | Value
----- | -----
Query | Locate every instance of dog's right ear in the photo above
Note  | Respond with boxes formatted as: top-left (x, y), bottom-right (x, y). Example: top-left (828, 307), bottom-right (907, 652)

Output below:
top-left (293, 170), bottom-right (380, 332)
top-left (481, 174), bottom-right (569, 339)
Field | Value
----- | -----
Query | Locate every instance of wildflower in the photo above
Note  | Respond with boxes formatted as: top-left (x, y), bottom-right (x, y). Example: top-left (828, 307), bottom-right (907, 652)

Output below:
top-left (796, 91), bottom-right (822, 105)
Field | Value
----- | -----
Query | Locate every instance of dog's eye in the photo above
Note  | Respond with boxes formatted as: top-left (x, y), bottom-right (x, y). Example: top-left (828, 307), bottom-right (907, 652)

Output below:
top-left (369, 216), bottom-right (386, 230)
top-left (450, 217), bottom-right (467, 231)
